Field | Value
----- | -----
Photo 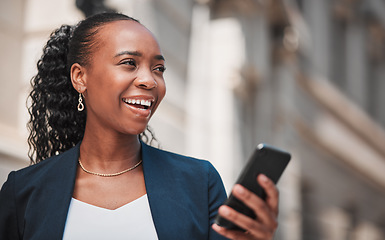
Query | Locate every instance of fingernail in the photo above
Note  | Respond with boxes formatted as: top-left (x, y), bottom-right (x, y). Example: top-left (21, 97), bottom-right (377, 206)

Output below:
top-left (260, 174), bottom-right (269, 182)
top-left (220, 206), bottom-right (230, 216)
top-left (234, 184), bottom-right (245, 195)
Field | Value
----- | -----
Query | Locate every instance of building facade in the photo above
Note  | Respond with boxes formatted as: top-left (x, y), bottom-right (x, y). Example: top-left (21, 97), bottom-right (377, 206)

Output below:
top-left (1, 0), bottom-right (385, 239)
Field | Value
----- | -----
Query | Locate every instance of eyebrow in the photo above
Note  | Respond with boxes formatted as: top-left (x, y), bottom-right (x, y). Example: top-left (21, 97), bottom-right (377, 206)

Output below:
top-left (115, 51), bottom-right (165, 61)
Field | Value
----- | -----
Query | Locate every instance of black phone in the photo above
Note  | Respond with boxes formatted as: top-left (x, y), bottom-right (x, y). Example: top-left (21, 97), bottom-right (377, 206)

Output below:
top-left (215, 143), bottom-right (291, 231)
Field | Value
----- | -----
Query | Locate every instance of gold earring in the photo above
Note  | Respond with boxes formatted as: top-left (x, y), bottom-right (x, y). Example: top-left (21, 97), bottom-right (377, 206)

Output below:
top-left (77, 93), bottom-right (84, 112)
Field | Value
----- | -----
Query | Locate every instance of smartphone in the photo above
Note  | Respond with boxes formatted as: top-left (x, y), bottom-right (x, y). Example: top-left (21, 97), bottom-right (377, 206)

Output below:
top-left (215, 143), bottom-right (291, 231)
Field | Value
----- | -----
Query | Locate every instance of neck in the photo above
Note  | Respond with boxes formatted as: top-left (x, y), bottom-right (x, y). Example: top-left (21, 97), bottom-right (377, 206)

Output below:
top-left (79, 126), bottom-right (142, 170)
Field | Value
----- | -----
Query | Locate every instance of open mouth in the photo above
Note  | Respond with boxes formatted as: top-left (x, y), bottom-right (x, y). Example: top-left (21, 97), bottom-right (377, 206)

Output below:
top-left (122, 98), bottom-right (153, 110)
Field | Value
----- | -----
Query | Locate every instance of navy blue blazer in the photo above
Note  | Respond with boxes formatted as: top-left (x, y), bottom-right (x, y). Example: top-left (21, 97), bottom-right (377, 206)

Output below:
top-left (0, 142), bottom-right (229, 240)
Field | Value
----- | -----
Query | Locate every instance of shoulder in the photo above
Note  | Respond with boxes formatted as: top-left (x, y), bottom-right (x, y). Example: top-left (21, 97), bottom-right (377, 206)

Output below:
top-left (142, 143), bottom-right (220, 178)
top-left (13, 144), bottom-right (78, 180)
top-left (141, 142), bottom-right (226, 204)
top-left (13, 154), bottom-right (62, 178)
top-left (0, 144), bottom-right (80, 239)
top-left (3, 143), bottom-right (80, 192)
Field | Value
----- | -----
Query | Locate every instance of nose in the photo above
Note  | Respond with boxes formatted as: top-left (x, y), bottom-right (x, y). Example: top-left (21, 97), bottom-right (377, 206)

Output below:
top-left (134, 69), bottom-right (157, 89)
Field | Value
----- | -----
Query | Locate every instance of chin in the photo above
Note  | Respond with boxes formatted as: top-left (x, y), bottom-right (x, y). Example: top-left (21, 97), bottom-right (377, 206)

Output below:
top-left (122, 124), bottom-right (148, 136)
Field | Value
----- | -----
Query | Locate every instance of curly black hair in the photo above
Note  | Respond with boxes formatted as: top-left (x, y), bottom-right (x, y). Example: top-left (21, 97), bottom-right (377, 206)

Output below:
top-left (28, 12), bottom-right (159, 164)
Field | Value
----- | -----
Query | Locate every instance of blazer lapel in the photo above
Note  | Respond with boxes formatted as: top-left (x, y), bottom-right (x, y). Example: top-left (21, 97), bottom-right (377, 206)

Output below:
top-left (141, 143), bottom-right (194, 240)
top-left (28, 144), bottom-right (79, 239)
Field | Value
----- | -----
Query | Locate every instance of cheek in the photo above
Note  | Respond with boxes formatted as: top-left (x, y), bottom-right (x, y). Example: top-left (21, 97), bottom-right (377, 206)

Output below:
top-left (85, 72), bottom-right (120, 110)
top-left (87, 66), bottom-right (128, 95)
top-left (150, 81), bottom-right (166, 115)
top-left (158, 81), bottom-right (166, 101)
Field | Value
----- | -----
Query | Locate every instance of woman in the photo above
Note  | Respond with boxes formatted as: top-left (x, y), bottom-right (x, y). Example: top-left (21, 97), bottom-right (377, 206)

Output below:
top-left (0, 13), bottom-right (279, 240)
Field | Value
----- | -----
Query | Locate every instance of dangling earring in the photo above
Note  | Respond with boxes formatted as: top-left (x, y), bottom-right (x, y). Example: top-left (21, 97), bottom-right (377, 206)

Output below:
top-left (77, 93), bottom-right (84, 112)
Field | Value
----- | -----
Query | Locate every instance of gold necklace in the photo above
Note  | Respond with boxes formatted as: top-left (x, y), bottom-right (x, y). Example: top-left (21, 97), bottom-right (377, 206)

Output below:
top-left (78, 158), bottom-right (143, 177)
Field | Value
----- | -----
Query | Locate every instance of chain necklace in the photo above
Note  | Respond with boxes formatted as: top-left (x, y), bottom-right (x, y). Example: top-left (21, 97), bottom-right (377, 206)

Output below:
top-left (78, 158), bottom-right (143, 177)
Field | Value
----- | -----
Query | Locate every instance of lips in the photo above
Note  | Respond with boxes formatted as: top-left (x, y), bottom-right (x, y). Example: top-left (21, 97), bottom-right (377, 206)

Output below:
top-left (122, 97), bottom-right (155, 117)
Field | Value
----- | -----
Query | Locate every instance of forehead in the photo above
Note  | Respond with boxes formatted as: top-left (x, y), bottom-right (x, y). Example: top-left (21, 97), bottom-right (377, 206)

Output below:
top-left (94, 20), bottom-right (162, 55)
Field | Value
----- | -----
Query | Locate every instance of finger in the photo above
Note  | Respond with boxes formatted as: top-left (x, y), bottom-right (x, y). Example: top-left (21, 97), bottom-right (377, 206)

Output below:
top-left (212, 224), bottom-right (252, 240)
top-left (258, 174), bottom-right (279, 216)
top-left (217, 205), bottom-right (269, 239)
top-left (232, 184), bottom-right (278, 228)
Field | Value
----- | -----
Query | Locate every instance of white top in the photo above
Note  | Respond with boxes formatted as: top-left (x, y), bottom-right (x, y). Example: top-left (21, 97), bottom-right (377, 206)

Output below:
top-left (63, 194), bottom-right (158, 240)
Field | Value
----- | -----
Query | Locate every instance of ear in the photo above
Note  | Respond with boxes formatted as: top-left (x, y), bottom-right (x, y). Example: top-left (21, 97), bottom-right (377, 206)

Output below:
top-left (70, 63), bottom-right (87, 93)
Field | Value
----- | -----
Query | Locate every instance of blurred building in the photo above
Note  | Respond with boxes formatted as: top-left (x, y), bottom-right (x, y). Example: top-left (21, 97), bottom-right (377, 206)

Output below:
top-left (1, 0), bottom-right (385, 239)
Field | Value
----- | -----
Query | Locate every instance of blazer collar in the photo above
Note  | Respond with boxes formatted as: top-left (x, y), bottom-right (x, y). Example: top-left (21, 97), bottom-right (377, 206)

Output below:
top-left (39, 142), bottom-right (79, 239)
top-left (51, 142), bottom-right (173, 239)
top-left (141, 142), bottom-right (171, 239)
top-left (141, 142), bottom-right (192, 240)
top-left (42, 142), bottom-right (183, 240)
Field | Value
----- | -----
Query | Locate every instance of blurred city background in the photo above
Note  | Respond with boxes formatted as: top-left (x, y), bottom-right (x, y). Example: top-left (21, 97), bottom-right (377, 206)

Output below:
top-left (1, 0), bottom-right (385, 239)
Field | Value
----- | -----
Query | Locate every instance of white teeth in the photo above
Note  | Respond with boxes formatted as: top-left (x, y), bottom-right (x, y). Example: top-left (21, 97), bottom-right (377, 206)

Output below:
top-left (123, 98), bottom-right (152, 107)
top-left (141, 100), bottom-right (151, 107)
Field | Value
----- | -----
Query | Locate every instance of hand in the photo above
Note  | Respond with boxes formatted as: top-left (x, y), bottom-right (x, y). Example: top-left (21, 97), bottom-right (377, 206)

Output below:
top-left (212, 174), bottom-right (279, 240)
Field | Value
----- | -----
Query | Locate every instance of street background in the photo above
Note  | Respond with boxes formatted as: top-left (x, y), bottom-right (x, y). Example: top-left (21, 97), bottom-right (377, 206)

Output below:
top-left (1, 0), bottom-right (385, 239)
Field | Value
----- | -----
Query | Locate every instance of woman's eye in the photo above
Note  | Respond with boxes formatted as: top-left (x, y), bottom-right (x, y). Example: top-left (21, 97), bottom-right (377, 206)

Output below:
top-left (154, 66), bottom-right (166, 73)
top-left (121, 59), bottom-right (136, 66)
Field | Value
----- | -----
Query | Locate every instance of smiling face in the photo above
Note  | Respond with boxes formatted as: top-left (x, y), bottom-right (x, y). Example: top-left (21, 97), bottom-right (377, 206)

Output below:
top-left (76, 20), bottom-right (166, 136)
